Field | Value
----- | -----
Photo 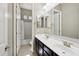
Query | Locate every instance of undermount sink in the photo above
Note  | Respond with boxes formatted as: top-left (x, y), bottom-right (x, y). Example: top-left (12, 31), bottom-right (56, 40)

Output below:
top-left (53, 42), bottom-right (79, 55)
top-left (52, 44), bottom-right (74, 55)
top-left (63, 41), bottom-right (72, 48)
top-left (43, 34), bottom-right (50, 38)
top-left (39, 34), bottom-right (49, 38)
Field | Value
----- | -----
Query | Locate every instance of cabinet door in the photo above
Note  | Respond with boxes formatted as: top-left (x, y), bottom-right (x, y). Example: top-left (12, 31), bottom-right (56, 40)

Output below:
top-left (44, 51), bottom-right (48, 56)
top-left (44, 46), bottom-right (52, 56)
top-left (35, 38), bottom-right (59, 56)
top-left (35, 38), bottom-right (43, 56)
top-left (38, 40), bottom-right (43, 48)
top-left (38, 46), bottom-right (43, 56)
top-left (35, 38), bottom-right (38, 54)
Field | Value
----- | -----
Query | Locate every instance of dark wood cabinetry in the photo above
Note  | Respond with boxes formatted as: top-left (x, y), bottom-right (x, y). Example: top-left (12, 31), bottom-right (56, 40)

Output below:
top-left (35, 38), bottom-right (59, 56)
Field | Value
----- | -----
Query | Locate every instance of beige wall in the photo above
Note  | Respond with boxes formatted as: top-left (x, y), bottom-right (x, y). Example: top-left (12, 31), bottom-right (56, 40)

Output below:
top-left (55, 3), bottom-right (79, 39)
top-left (77, 4), bottom-right (79, 39)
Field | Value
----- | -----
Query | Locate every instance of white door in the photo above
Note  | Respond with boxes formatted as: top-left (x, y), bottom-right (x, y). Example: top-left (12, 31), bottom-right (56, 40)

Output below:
top-left (0, 4), bottom-right (8, 56)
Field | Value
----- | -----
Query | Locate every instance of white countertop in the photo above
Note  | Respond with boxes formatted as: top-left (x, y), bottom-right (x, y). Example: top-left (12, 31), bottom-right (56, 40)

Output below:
top-left (35, 34), bottom-right (79, 56)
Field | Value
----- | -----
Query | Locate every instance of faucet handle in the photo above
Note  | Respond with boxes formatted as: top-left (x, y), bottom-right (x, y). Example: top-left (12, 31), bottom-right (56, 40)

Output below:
top-left (63, 41), bottom-right (71, 48)
top-left (63, 41), bottom-right (67, 45)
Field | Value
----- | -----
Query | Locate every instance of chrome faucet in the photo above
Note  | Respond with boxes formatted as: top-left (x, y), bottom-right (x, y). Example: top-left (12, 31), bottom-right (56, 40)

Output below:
top-left (44, 34), bottom-right (49, 38)
top-left (63, 41), bottom-right (72, 48)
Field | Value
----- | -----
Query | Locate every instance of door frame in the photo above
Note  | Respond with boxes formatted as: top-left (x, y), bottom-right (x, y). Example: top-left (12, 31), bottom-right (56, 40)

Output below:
top-left (5, 3), bottom-right (21, 56)
top-left (16, 3), bottom-right (21, 55)
top-left (4, 3), bottom-right (16, 56)
top-left (12, 3), bottom-right (17, 56)
top-left (5, 3), bottom-right (15, 56)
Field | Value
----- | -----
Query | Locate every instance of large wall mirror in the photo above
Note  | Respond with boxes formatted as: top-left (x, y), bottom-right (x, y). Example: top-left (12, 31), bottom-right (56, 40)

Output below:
top-left (52, 3), bottom-right (79, 39)
top-left (36, 11), bottom-right (52, 29)
top-left (37, 16), bottom-right (44, 28)
top-left (36, 3), bottom-right (79, 40)
top-left (37, 15), bottom-right (49, 28)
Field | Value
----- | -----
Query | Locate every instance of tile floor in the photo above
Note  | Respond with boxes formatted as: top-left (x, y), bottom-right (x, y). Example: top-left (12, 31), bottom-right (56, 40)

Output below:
top-left (18, 43), bottom-right (37, 56)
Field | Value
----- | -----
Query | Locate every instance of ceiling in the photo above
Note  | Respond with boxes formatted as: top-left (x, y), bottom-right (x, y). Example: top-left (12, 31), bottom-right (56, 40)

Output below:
top-left (20, 3), bottom-right (46, 10)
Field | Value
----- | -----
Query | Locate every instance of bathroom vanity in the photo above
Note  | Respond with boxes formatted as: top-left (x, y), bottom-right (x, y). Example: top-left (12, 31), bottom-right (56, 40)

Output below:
top-left (35, 34), bottom-right (79, 56)
top-left (35, 3), bottom-right (79, 56)
top-left (35, 37), bottom-right (58, 56)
